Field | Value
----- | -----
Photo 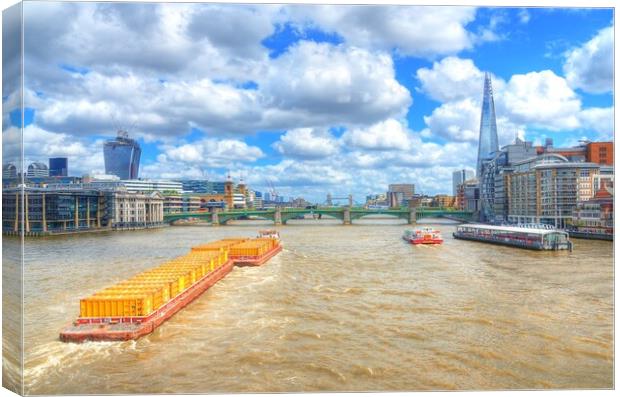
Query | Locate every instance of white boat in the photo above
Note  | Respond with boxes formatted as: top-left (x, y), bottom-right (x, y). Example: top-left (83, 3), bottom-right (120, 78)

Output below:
top-left (258, 229), bottom-right (280, 239)
top-left (402, 227), bottom-right (444, 245)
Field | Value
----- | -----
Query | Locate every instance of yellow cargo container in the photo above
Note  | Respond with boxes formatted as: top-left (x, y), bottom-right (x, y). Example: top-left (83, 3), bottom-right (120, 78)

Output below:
top-left (76, 238), bottom-right (244, 319)
top-left (114, 281), bottom-right (173, 302)
top-left (79, 294), bottom-right (154, 318)
top-left (95, 285), bottom-right (169, 309)
top-left (229, 239), bottom-right (272, 257)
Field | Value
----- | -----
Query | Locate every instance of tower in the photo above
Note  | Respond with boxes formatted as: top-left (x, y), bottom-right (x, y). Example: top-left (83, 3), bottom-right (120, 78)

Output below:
top-left (476, 73), bottom-right (499, 178)
top-left (237, 175), bottom-right (248, 209)
top-left (224, 172), bottom-right (234, 209)
top-left (103, 130), bottom-right (141, 180)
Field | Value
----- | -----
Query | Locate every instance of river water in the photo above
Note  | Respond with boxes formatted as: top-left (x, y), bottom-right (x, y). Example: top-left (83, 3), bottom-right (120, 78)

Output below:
top-left (2, 219), bottom-right (614, 394)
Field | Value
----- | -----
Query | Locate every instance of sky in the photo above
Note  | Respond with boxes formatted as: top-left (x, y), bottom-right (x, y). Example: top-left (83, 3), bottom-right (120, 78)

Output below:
top-left (1, 1), bottom-right (614, 203)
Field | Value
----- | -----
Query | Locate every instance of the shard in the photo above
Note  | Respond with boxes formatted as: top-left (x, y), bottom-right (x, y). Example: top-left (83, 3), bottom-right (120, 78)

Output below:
top-left (476, 72), bottom-right (499, 177)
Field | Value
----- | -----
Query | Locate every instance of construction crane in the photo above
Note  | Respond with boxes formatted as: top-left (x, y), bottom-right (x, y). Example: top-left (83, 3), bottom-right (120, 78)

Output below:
top-left (265, 179), bottom-right (278, 201)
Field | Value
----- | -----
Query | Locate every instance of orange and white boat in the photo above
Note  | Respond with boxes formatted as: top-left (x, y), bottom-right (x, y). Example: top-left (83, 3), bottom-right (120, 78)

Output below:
top-left (258, 229), bottom-right (280, 240)
top-left (403, 227), bottom-right (444, 245)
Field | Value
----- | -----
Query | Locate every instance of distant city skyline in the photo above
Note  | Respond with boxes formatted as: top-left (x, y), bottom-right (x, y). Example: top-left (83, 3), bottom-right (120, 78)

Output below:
top-left (2, 2), bottom-right (613, 202)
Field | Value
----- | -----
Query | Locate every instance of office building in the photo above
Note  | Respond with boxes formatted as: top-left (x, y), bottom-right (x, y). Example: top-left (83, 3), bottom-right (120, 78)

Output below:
top-left (3, 163), bottom-right (17, 179)
top-left (388, 184), bottom-right (415, 200)
top-left (49, 157), bottom-right (68, 177)
top-left (3, 186), bottom-right (106, 233)
top-left (107, 190), bottom-right (164, 229)
top-left (479, 137), bottom-right (538, 222)
top-left (476, 73), bottom-right (499, 177)
top-left (103, 130), bottom-right (141, 180)
top-left (121, 180), bottom-right (183, 194)
top-left (163, 194), bottom-right (201, 214)
top-left (452, 169), bottom-right (475, 196)
top-left (455, 180), bottom-right (480, 211)
top-left (534, 140), bottom-right (613, 165)
top-left (26, 162), bottom-right (49, 178)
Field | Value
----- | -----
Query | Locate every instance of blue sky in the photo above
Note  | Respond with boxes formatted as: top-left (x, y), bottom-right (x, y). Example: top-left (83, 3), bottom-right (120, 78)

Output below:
top-left (2, 2), bottom-right (614, 202)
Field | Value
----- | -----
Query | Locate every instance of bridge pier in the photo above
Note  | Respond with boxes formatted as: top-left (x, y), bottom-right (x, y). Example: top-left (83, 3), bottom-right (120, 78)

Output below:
top-left (274, 207), bottom-right (282, 226)
top-left (211, 210), bottom-right (220, 226)
top-left (408, 208), bottom-right (417, 225)
top-left (343, 208), bottom-right (351, 225)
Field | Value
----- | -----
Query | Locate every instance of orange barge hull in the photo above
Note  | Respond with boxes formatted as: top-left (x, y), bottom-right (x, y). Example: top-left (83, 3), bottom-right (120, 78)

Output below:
top-left (230, 244), bottom-right (282, 266)
top-left (59, 259), bottom-right (234, 343)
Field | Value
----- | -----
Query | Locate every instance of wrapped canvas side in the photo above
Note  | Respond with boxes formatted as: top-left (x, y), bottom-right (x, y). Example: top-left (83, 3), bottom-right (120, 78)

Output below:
top-left (2, 2), bottom-right (24, 395)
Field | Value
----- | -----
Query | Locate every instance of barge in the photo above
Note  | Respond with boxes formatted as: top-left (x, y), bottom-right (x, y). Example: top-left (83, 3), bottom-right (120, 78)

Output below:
top-left (229, 237), bottom-right (282, 266)
top-left (60, 236), bottom-right (282, 343)
top-left (453, 224), bottom-right (572, 251)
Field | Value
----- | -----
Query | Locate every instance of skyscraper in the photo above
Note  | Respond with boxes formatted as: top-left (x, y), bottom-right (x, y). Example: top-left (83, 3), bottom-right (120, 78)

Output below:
top-left (103, 130), bottom-right (141, 180)
top-left (452, 169), bottom-right (475, 196)
top-left (476, 73), bottom-right (499, 177)
top-left (49, 157), bottom-right (68, 176)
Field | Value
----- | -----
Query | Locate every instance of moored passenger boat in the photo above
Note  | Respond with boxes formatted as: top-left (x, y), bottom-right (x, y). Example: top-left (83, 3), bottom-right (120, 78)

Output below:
top-left (453, 224), bottom-right (572, 251)
top-left (403, 227), bottom-right (444, 245)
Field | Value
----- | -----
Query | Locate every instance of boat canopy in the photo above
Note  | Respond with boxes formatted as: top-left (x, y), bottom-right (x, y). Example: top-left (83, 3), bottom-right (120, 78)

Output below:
top-left (457, 224), bottom-right (568, 237)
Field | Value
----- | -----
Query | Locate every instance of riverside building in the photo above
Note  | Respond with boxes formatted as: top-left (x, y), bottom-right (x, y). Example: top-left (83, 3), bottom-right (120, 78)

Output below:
top-left (2, 185), bottom-right (164, 235)
top-left (506, 154), bottom-right (601, 228)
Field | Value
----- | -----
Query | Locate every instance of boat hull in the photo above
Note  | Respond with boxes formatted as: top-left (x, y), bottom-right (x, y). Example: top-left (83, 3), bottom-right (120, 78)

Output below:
top-left (409, 238), bottom-right (443, 245)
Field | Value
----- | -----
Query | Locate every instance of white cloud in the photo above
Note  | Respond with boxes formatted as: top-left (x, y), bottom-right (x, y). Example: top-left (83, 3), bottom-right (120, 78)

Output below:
top-left (578, 107), bottom-right (614, 138)
top-left (518, 9), bottom-right (530, 24)
top-left (31, 41), bottom-right (411, 139)
top-left (4, 125), bottom-right (106, 176)
top-left (563, 26), bottom-right (613, 94)
top-left (342, 118), bottom-right (412, 150)
top-left (417, 57), bottom-right (486, 102)
top-left (285, 5), bottom-right (477, 58)
top-left (500, 70), bottom-right (581, 130)
top-left (423, 98), bottom-right (480, 142)
top-left (417, 58), bottom-right (610, 149)
top-left (260, 41), bottom-right (411, 127)
top-left (273, 128), bottom-right (339, 159)
top-left (160, 138), bottom-right (264, 166)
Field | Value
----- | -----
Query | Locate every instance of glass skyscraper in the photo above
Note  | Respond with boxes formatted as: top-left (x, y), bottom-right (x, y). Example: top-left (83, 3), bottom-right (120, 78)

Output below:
top-left (49, 157), bottom-right (68, 176)
top-left (476, 73), bottom-right (499, 177)
top-left (103, 130), bottom-right (141, 180)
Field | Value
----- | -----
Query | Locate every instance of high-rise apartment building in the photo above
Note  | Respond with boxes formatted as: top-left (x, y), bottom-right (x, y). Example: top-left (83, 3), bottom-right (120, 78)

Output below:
top-left (103, 130), bottom-right (141, 180)
top-left (476, 73), bottom-right (499, 178)
top-left (506, 155), bottom-right (601, 228)
top-left (49, 157), bottom-right (68, 177)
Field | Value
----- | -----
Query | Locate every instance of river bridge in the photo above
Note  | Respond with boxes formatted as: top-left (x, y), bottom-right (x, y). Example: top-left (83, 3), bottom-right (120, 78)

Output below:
top-left (164, 207), bottom-right (474, 225)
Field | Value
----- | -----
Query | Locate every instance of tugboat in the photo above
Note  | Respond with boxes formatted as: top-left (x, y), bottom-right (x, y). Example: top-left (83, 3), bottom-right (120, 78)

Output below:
top-left (403, 227), bottom-right (444, 245)
top-left (258, 229), bottom-right (280, 240)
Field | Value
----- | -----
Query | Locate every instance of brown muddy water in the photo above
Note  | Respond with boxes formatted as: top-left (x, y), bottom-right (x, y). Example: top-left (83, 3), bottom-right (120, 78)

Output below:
top-left (2, 220), bottom-right (614, 394)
